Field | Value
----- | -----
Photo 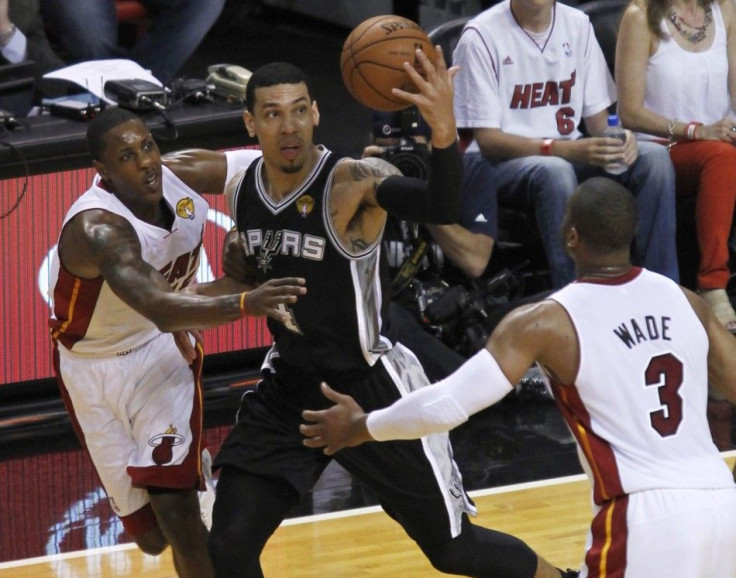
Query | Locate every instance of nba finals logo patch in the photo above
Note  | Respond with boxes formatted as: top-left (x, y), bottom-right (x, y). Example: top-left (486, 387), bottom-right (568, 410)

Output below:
top-left (149, 424), bottom-right (185, 465)
top-left (175, 197), bottom-right (196, 220)
top-left (296, 195), bottom-right (314, 218)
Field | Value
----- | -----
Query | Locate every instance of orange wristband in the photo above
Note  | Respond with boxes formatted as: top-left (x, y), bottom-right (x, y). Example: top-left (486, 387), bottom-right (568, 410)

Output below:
top-left (540, 138), bottom-right (554, 156)
top-left (239, 291), bottom-right (247, 315)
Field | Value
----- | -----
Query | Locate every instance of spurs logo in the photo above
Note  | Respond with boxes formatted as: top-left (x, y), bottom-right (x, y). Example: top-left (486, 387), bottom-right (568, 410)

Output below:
top-left (257, 230), bottom-right (283, 273)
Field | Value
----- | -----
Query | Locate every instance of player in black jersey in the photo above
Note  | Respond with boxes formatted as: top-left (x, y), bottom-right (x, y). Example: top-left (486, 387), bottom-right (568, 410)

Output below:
top-left (205, 52), bottom-right (569, 578)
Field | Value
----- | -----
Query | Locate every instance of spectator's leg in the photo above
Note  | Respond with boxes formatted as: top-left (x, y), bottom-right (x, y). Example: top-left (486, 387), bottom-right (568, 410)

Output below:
top-left (670, 141), bottom-right (736, 291)
top-left (491, 154), bottom-right (578, 288)
top-left (617, 141), bottom-right (679, 282)
top-left (137, 0), bottom-right (226, 82)
top-left (40, 0), bottom-right (122, 61)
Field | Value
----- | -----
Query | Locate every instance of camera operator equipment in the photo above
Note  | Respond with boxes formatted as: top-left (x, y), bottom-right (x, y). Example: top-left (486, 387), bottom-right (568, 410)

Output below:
top-left (375, 108), bottom-right (499, 380)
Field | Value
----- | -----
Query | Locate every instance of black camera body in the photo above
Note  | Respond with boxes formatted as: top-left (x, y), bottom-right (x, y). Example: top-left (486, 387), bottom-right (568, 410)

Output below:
top-left (420, 269), bottom-right (523, 357)
top-left (379, 137), bottom-right (431, 180)
top-left (373, 107), bottom-right (431, 180)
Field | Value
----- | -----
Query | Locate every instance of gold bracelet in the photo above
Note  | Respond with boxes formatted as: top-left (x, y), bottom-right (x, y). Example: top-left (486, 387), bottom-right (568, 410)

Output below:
top-left (239, 291), bottom-right (247, 315)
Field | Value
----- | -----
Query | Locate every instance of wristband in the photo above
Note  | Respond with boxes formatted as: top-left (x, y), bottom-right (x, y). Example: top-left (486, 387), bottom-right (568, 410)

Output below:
top-left (540, 138), bottom-right (554, 156)
top-left (239, 291), bottom-right (248, 315)
top-left (686, 122), bottom-right (702, 141)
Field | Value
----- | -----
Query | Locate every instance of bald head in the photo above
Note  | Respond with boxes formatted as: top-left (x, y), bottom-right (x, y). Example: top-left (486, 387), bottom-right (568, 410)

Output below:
top-left (565, 177), bottom-right (637, 254)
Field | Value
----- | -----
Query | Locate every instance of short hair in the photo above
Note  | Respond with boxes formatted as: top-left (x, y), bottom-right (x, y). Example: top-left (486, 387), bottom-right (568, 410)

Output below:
top-left (87, 107), bottom-right (141, 161)
top-left (567, 177), bottom-right (637, 253)
top-left (245, 62), bottom-right (314, 113)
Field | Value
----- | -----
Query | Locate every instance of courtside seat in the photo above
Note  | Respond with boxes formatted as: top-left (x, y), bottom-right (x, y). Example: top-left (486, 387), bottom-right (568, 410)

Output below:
top-left (578, 0), bottom-right (628, 75)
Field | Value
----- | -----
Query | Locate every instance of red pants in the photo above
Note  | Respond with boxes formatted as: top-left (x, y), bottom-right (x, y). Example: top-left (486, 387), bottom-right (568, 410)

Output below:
top-left (670, 141), bottom-right (736, 289)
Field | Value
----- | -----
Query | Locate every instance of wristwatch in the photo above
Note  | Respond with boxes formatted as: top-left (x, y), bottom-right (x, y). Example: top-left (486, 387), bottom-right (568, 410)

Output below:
top-left (0, 24), bottom-right (16, 47)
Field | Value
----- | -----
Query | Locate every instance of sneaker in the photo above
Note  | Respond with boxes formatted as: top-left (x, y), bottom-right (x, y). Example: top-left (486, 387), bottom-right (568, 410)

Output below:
top-left (199, 448), bottom-right (216, 531)
top-left (698, 289), bottom-right (736, 333)
top-left (557, 569), bottom-right (580, 578)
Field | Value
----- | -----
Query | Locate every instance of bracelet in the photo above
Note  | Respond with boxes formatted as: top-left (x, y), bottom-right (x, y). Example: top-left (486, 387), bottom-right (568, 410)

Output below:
top-left (686, 122), bottom-right (702, 141)
top-left (540, 138), bottom-right (554, 156)
top-left (239, 291), bottom-right (247, 316)
top-left (0, 23), bottom-right (16, 47)
top-left (667, 119), bottom-right (676, 140)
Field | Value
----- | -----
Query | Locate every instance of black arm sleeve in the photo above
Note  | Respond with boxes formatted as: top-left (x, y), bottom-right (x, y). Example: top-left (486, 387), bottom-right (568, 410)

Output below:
top-left (375, 141), bottom-right (463, 224)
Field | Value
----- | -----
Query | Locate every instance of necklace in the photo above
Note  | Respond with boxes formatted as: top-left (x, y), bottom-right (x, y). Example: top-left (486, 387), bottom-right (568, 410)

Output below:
top-left (667, 3), bottom-right (712, 44)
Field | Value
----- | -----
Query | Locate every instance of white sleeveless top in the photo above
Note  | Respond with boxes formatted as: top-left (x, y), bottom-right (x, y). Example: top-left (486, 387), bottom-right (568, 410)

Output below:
top-left (49, 166), bottom-right (209, 356)
top-left (545, 268), bottom-right (733, 505)
top-left (639, 1), bottom-right (731, 140)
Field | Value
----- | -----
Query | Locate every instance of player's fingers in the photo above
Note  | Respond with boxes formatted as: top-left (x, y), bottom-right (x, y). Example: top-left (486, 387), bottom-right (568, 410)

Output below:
top-left (302, 436), bottom-right (327, 449)
top-left (432, 44), bottom-right (448, 72)
top-left (299, 422), bottom-right (320, 436)
top-left (269, 277), bottom-right (306, 286)
top-left (301, 409), bottom-right (324, 423)
top-left (319, 382), bottom-right (344, 403)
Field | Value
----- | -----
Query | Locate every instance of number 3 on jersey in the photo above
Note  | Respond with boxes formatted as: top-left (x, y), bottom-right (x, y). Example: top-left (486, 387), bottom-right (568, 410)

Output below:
top-left (645, 353), bottom-right (683, 437)
top-left (276, 303), bottom-right (302, 334)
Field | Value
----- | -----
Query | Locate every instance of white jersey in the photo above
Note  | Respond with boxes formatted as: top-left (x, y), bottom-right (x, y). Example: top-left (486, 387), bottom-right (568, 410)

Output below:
top-left (49, 166), bottom-right (209, 356)
top-left (453, 0), bottom-right (615, 151)
top-left (546, 268), bottom-right (733, 506)
top-left (639, 2), bottom-right (731, 141)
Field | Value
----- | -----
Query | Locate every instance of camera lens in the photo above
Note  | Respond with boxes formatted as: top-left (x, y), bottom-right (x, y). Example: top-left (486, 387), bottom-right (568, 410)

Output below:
top-left (386, 151), bottom-right (428, 180)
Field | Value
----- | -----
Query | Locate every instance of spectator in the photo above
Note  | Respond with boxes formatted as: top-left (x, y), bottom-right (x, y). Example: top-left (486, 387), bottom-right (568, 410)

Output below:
top-left (0, 0), bottom-right (64, 78)
top-left (39, 0), bottom-right (225, 83)
top-left (616, 0), bottom-right (736, 332)
top-left (452, 0), bottom-right (679, 288)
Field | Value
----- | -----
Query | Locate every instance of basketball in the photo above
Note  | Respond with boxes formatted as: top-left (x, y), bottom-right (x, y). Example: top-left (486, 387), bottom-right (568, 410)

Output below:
top-left (340, 15), bottom-right (436, 112)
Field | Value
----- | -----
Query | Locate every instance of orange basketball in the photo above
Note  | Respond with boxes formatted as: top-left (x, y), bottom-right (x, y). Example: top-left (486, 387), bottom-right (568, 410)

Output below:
top-left (340, 15), bottom-right (436, 112)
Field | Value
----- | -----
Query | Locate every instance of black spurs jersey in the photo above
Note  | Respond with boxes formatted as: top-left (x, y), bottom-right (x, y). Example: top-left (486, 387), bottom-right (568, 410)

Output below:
top-left (232, 146), bottom-right (392, 375)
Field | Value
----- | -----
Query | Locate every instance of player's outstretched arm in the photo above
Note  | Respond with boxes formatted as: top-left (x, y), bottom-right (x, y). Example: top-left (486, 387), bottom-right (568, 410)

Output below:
top-left (59, 210), bottom-right (305, 332)
top-left (301, 300), bottom-right (573, 455)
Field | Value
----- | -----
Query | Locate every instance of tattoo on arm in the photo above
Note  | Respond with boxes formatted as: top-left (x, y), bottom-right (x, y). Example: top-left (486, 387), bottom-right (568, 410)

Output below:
top-left (348, 158), bottom-right (401, 182)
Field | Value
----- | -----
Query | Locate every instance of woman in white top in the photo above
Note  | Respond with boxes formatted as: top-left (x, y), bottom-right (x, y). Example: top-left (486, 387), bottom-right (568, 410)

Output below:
top-left (616, 0), bottom-right (736, 331)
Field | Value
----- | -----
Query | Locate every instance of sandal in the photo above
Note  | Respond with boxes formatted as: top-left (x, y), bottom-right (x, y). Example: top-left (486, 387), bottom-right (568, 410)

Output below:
top-left (698, 289), bottom-right (736, 334)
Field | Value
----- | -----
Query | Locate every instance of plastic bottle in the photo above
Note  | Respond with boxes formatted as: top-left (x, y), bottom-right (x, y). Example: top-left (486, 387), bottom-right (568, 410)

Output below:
top-left (603, 114), bottom-right (627, 175)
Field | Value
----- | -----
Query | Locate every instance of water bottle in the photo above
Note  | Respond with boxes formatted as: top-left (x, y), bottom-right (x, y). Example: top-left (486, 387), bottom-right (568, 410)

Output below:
top-left (603, 114), bottom-right (627, 175)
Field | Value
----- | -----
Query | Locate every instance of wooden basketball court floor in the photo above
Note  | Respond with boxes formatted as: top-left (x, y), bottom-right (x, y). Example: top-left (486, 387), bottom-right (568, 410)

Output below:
top-left (1, 453), bottom-right (733, 578)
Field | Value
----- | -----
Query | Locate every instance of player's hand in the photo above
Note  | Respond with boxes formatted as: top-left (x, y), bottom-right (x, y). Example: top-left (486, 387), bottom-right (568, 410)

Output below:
top-left (172, 329), bottom-right (202, 364)
top-left (241, 277), bottom-right (307, 320)
top-left (300, 383), bottom-right (373, 455)
top-left (222, 228), bottom-right (257, 285)
top-left (392, 45), bottom-right (459, 148)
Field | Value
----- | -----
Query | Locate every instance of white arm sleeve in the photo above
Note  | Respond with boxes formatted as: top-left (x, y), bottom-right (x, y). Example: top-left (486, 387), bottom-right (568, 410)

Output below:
top-left (366, 349), bottom-right (513, 441)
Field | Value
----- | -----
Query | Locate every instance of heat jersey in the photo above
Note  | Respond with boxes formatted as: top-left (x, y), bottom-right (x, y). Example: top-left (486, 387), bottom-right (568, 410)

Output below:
top-left (546, 268), bottom-right (733, 505)
top-left (231, 146), bottom-right (392, 375)
top-left (453, 0), bottom-right (615, 150)
top-left (49, 166), bottom-right (208, 355)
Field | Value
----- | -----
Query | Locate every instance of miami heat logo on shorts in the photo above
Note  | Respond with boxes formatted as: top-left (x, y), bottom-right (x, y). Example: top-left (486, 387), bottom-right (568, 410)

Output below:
top-left (149, 424), bottom-right (185, 465)
top-left (175, 197), bottom-right (196, 220)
